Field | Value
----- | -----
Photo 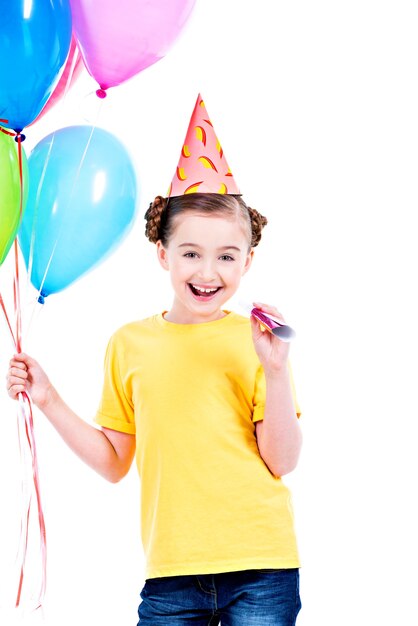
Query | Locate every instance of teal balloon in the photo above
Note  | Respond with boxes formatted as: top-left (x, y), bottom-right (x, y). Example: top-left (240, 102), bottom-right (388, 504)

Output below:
top-left (0, 1), bottom-right (72, 132)
top-left (18, 125), bottom-right (138, 301)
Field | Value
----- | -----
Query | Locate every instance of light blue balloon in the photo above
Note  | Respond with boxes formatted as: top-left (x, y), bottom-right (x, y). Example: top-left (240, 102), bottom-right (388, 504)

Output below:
top-left (0, 0), bottom-right (72, 131)
top-left (18, 125), bottom-right (138, 302)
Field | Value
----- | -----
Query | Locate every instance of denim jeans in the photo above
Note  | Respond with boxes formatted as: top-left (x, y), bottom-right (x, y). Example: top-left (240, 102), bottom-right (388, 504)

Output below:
top-left (137, 568), bottom-right (301, 625)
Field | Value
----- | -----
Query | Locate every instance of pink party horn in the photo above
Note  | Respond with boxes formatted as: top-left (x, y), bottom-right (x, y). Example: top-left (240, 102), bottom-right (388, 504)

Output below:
top-left (251, 308), bottom-right (296, 342)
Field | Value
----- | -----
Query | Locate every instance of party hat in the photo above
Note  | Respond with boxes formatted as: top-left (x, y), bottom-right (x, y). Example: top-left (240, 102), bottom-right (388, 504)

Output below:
top-left (167, 94), bottom-right (240, 197)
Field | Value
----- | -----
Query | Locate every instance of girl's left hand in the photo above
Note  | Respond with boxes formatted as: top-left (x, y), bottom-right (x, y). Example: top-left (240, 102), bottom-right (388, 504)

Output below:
top-left (250, 302), bottom-right (290, 375)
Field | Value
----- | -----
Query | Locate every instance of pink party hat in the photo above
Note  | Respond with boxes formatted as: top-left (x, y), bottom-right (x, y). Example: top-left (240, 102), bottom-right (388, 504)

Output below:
top-left (168, 94), bottom-right (241, 197)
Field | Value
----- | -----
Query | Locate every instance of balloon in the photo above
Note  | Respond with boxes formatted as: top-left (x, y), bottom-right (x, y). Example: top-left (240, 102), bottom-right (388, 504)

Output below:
top-left (0, 130), bottom-right (28, 266)
top-left (0, 1), bottom-right (72, 132)
top-left (18, 126), bottom-right (138, 301)
top-left (70, 0), bottom-right (196, 92)
top-left (30, 36), bottom-right (84, 126)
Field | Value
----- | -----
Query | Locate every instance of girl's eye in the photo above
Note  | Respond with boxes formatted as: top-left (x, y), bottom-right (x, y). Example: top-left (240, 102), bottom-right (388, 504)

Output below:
top-left (219, 255), bottom-right (234, 261)
top-left (184, 252), bottom-right (199, 258)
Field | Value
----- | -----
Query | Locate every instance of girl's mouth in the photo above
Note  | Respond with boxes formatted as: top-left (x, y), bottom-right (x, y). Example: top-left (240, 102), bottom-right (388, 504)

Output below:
top-left (188, 283), bottom-right (222, 300)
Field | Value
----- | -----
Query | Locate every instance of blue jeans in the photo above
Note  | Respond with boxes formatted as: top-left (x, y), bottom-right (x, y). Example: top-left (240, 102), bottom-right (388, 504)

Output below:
top-left (137, 568), bottom-right (301, 625)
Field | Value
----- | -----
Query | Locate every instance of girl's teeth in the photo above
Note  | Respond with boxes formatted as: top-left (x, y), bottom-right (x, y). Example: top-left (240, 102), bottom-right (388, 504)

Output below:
top-left (192, 285), bottom-right (217, 293)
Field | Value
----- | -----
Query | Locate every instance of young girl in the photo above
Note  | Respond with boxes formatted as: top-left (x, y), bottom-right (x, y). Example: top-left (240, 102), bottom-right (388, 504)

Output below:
top-left (6, 96), bottom-right (302, 625)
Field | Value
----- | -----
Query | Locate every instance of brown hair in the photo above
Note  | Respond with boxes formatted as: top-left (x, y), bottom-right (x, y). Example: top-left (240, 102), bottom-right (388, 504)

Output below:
top-left (144, 193), bottom-right (267, 248)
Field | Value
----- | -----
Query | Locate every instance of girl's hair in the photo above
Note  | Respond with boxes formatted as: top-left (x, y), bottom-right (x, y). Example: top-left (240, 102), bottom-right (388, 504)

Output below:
top-left (144, 193), bottom-right (267, 248)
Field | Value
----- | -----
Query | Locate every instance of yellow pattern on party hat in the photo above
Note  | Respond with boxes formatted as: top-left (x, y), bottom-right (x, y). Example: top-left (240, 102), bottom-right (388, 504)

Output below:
top-left (167, 94), bottom-right (241, 197)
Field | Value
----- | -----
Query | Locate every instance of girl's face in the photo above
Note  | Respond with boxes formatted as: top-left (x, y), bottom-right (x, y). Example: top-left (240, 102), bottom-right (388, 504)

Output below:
top-left (156, 212), bottom-right (253, 323)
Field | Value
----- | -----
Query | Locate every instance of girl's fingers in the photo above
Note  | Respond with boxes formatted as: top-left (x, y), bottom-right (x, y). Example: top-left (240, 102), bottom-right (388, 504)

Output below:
top-left (6, 366), bottom-right (28, 394)
top-left (8, 367), bottom-right (28, 379)
top-left (7, 373), bottom-right (27, 387)
top-left (252, 302), bottom-right (285, 322)
top-left (8, 384), bottom-right (26, 399)
top-left (9, 358), bottom-right (27, 371)
top-left (6, 355), bottom-right (34, 399)
top-left (250, 314), bottom-right (273, 341)
top-left (250, 315), bottom-right (264, 341)
top-left (252, 302), bottom-right (279, 313)
top-left (10, 353), bottom-right (36, 367)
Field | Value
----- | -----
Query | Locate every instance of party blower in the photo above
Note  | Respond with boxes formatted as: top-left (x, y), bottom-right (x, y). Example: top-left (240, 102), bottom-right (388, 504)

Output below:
top-left (239, 302), bottom-right (296, 342)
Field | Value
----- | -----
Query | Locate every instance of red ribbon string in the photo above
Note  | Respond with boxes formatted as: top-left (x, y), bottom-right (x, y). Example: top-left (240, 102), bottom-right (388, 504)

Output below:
top-left (0, 119), bottom-right (18, 351)
top-left (0, 292), bottom-right (16, 344)
top-left (14, 133), bottom-right (24, 353)
top-left (0, 120), bottom-right (15, 136)
top-left (0, 121), bottom-right (47, 610)
top-left (15, 392), bottom-right (47, 609)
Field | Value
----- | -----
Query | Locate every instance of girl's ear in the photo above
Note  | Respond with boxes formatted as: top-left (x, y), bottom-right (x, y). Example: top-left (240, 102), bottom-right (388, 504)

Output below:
top-left (242, 248), bottom-right (254, 275)
top-left (156, 241), bottom-right (170, 271)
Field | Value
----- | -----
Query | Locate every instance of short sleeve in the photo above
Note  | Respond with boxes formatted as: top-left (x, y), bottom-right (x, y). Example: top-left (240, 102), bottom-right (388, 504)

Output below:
top-left (94, 334), bottom-right (136, 434)
top-left (252, 360), bottom-right (301, 423)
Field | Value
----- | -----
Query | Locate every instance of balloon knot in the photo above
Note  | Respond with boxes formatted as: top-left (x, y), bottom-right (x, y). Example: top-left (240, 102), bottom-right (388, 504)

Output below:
top-left (37, 294), bottom-right (45, 305)
top-left (96, 88), bottom-right (107, 99)
top-left (15, 133), bottom-right (26, 143)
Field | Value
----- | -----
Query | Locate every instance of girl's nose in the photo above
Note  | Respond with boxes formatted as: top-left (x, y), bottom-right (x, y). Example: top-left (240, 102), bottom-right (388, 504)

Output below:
top-left (196, 260), bottom-right (218, 282)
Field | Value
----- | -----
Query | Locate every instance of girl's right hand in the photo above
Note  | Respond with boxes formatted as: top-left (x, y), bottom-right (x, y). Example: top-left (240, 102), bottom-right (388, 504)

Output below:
top-left (6, 353), bottom-right (55, 409)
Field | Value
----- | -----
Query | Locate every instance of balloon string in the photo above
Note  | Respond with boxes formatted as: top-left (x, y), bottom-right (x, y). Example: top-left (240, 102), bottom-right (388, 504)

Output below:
top-left (0, 125), bottom-right (47, 610)
top-left (0, 120), bottom-right (18, 345)
top-left (14, 392), bottom-right (47, 610)
top-left (26, 136), bottom-right (55, 313)
top-left (0, 299), bottom-right (46, 609)
top-left (34, 117), bottom-right (101, 306)
top-left (14, 253), bottom-right (22, 352)
top-left (23, 299), bottom-right (44, 351)
top-left (0, 122), bottom-right (14, 137)
top-left (13, 133), bottom-right (24, 352)
top-left (25, 43), bottom-right (81, 328)
top-left (27, 78), bottom-right (103, 319)
top-left (15, 484), bottom-right (31, 609)
top-left (0, 121), bottom-right (24, 348)
top-left (0, 292), bottom-right (16, 345)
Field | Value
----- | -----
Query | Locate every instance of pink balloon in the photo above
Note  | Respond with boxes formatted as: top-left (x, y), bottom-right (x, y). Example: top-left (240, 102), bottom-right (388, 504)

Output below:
top-left (69, 0), bottom-right (197, 92)
top-left (30, 37), bottom-right (84, 125)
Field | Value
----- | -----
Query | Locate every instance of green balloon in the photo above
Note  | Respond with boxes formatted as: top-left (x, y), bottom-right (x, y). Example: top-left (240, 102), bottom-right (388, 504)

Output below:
top-left (0, 130), bottom-right (28, 266)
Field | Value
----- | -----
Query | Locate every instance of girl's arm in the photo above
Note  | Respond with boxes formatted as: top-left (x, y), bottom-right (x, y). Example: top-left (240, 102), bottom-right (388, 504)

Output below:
top-left (7, 353), bottom-right (136, 483)
top-left (251, 303), bottom-right (303, 477)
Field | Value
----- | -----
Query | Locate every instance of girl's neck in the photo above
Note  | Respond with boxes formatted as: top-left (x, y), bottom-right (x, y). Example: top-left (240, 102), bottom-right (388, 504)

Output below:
top-left (163, 308), bottom-right (227, 325)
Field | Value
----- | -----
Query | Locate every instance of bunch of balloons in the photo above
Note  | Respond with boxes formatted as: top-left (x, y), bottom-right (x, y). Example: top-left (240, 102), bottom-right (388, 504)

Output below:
top-left (0, 0), bottom-right (196, 302)
top-left (0, 0), bottom-right (197, 612)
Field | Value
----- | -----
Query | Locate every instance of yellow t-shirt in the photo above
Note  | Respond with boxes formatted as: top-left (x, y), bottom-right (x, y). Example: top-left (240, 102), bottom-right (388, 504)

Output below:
top-left (95, 311), bottom-right (301, 579)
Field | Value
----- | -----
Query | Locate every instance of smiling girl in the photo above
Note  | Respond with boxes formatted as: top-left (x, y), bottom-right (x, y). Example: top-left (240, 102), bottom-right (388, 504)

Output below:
top-left (7, 95), bottom-right (302, 625)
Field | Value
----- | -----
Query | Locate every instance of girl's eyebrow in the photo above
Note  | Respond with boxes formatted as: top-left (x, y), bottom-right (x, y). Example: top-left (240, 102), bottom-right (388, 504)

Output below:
top-left (178, 243), bottom-right (241, 251)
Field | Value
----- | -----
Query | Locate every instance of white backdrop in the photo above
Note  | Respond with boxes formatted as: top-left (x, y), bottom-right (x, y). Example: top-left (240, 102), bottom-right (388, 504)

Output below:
top-left (1, 1), bottom-right (418, 624)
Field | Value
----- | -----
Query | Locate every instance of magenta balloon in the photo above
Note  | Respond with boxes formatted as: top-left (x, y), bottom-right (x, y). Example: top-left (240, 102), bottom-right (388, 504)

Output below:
top-left (70, 0), bottom-right (196, 90)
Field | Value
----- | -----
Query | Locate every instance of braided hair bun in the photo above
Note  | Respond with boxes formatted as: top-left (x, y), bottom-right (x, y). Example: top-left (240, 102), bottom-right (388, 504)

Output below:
top-left (144, 196), bottom-right (168, 244)
top-left (247, 206), bottom-right (268, 247)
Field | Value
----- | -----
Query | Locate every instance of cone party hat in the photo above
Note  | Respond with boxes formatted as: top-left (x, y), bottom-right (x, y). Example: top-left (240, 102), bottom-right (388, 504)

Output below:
top-left (168, 94), bottom-right (240, 197)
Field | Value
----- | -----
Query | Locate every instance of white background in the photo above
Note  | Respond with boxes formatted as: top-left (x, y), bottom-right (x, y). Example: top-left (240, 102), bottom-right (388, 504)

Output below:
top-left (1, 0), bottom-right (418, 624)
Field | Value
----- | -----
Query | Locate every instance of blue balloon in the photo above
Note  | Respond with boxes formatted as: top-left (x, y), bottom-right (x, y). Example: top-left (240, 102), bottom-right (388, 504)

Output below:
top-left (18, 125), bottom-right (138, 302)
top-left (0, 1), bottom-right (72, 132)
